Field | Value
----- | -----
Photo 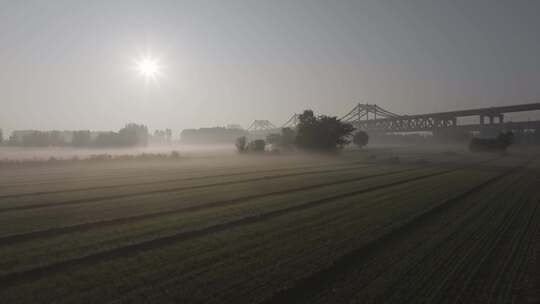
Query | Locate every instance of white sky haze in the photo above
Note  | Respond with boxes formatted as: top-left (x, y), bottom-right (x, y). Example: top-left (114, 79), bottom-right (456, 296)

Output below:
top-left (1, 0), bottom-right (539, 133)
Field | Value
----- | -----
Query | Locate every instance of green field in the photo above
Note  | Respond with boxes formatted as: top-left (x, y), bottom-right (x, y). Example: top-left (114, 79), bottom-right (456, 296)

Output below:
top-left (0, 147), bottom-right (539, 303)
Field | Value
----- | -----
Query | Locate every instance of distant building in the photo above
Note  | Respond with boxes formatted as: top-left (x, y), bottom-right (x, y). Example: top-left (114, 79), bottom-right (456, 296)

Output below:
top-left (181, 127), bottom-right (249, 144)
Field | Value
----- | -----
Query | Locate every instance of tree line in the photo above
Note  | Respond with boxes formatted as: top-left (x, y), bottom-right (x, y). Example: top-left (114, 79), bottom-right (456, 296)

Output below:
top-left (181, 127), bottom-right (249, 144)
top-left (469, 131), bottom-right (514, 152)
top-left (0, 124), bottom-right (160, 148)
top-left (236, 110), bottom-right (369, 153)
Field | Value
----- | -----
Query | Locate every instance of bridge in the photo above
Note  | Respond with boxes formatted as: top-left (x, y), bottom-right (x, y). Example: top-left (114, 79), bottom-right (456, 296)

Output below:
top-left (247, 120), bottom-right (277, 131)
top-left (341, 102), bottom-right (540, 133)
top-left (247, 102), bottom-right (540, 135)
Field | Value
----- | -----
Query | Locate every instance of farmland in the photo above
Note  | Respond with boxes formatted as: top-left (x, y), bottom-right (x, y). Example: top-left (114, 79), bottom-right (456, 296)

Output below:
top-left (0, 147), bottom-right (539, 303)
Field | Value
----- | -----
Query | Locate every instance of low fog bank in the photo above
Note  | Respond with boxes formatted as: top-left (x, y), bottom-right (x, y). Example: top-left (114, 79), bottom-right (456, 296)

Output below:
top-left (0, 144), bottom-right (235, 161)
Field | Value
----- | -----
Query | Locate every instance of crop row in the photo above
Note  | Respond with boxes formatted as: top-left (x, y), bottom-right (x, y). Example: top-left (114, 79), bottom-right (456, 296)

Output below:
top-left (0, 168), bottom-right (499, 303)
top-left (278, 162), bottom-right (538, 304)
top-left (0, 166), bottom-right (455, 276)
top-left (0, 164), bottom-right (423, 236)
top-left (0, 158), bottom-right (370, 196)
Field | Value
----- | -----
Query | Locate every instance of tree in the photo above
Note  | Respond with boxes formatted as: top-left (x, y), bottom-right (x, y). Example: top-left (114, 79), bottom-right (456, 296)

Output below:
top-left (235, 136), bottom-right (247, 153)
top-left (247, 139), bottom-right (266, 152)
top-left (49, 131), bottom-right (66, 146)
top-left (353, 131), bottom-right (369, 148)
top-left (165, 129), bottom-right (173, 143)
top-left (72, 130), bottom-right (92, 147)
top-left (94, 132), bottom-right (120, 147)
top-left (280, 127), bottom-right (296, 149)
top-left (266, 127), bottom-right (295, 150)
top-left (266, 133), bottom-right (281, 146)
top-left (22, 131), bottom-right (50, 147)
top-left (498, 131), bottom-right (514, 147)
top-left (295, 110), bottom-right (355, 151)
top-left (118, 123), bottom-right (149, 146)
top-left (153, 130), bottom-right (166, 144)
top-left (469, 131), bottom-right (513, 152)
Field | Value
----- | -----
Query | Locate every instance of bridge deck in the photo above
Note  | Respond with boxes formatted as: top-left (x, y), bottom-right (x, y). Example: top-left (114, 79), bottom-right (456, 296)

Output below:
top-left (350, 102), bottom-right (540, 132)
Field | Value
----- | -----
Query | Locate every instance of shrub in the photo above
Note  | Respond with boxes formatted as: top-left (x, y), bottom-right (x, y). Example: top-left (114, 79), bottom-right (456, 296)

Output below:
top-left (247, 139), bottom-right (266, 152)
top-left (295, 110), bottom-right (355, 151)
top-left (469, 131), bottom-right (514, 152)
top-left (266, 127), bottom-right (296, 150)
top-left (280, 127), bottom-right (296, 149)
top-left (353, 131), bottom-right (369, 148)
top-left (266, 133), bottom-right (281, 146)
top-left (235, 136), bottom-right (247, 153)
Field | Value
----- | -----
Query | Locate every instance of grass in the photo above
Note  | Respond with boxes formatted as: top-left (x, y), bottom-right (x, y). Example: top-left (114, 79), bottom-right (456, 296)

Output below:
top-left (0, 148), bottom-right (538, 303)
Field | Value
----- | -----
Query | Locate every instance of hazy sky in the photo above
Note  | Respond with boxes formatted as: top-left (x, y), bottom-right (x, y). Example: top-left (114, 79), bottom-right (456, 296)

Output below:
top-left (1, 0), bottom-right (539, 133)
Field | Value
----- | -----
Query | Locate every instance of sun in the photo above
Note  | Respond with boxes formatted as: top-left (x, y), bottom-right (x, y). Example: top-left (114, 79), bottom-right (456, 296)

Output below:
top-left (137, 58), bottom-right (158, 77)
top-left (134, 55), bottom-right (162, 83)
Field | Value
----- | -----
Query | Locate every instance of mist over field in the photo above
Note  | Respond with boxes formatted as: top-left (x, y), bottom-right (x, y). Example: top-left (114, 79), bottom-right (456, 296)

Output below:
top-left (0, 144), bottom-right (233, 161)
top-left (1, 1), bottom-right (540, 304)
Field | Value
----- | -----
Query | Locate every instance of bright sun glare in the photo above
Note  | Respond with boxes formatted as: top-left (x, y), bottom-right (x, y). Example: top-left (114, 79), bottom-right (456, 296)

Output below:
top-left (135, 55), bottom-right (162, 83)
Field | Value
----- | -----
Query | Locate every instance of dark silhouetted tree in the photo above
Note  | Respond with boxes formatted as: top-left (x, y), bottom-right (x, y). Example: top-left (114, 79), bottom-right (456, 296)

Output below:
top-left (93, 132), bottom-right (120, 147)
top-left (266, 133), bottom-right (281, 146)
top-left (235, 136), bottom-right (247, 153)
top-left (295, 110), bottom-right (355, 151)
top-left (248, 139), bottom-right (266, 152)
top-left (165, 129), bottom-right (172, 143)
top-left (280, 127), bottom-right (296, 149)
top-left (469, 131), bottom-right (514, 152)
top-left (153, 130), bottom-right (166, 144)
top-left (49, 131), bottom-right (66, 146)
top-left (266, 128), bottom-right (296, 150)
top-left (22, 131), bottom-right (50, 147)
top-left (152, 129), bottom-right (172, 144)
top-left (72, 130), bottom-right (92, 147)
top-left (182, 127), bottom-right (249, 144)
top-left (118, 123), bottom-right (149, 146)
top-left (353, 130), bottom-right (369, 148)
